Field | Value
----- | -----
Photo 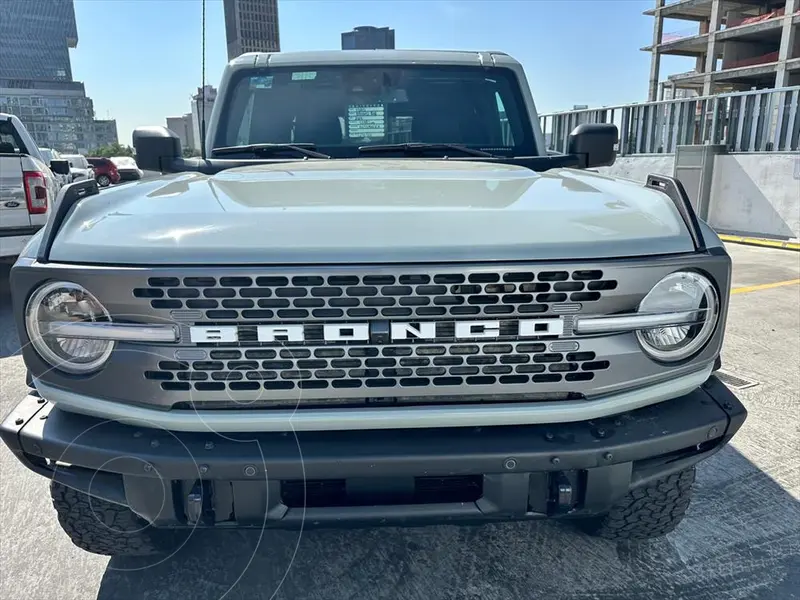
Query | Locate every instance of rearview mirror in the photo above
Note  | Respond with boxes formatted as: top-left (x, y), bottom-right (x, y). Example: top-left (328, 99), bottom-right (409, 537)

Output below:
top-left (567, 124), bottom-right (618, 168)
top-left (132, 126), bottom-right (181, 172)
top-left (50, 159), bottom-right (70, 176)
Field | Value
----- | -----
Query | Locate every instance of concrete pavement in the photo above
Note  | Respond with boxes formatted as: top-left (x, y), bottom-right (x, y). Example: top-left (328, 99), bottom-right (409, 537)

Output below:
top-left (0, 243), bottom-right (798, 600)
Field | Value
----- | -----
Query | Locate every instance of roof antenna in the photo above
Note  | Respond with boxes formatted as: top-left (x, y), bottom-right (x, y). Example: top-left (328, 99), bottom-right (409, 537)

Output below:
top-left (200, 0), bottom-right (207, 160)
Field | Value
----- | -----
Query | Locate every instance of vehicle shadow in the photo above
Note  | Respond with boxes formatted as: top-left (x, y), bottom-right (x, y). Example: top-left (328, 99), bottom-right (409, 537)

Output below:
top-left (96, 445), bottom-right (800, 600)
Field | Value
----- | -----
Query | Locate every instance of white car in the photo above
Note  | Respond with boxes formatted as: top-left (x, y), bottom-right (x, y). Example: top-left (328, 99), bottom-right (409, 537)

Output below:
top-left (61, 154), bottom-right (95, 183)
top-left (38, 148), bottom-right (72, 188)
top-left (110, 156), bottom-right (144, 181)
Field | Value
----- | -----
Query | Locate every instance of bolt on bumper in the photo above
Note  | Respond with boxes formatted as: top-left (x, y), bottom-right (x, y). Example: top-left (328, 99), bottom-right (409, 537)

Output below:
top-left (0, 376), bottom-right (746, 529)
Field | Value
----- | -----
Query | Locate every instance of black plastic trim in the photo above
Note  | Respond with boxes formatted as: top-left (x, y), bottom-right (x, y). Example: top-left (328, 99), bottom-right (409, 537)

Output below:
top-left (645, 174), bottom-right (706, 252)
top-left (52, 464), bottom-right (128, 506)
top-left (36, 179), bottom-right (99, 263)
top-left (0, 225), bottom-right (42, 238)
top-left (0, 393), bottom-right (126, 505)
top-left (163, 153), bottom-right (583, 176)
top-left (0, 376), bottom-right (746, 528)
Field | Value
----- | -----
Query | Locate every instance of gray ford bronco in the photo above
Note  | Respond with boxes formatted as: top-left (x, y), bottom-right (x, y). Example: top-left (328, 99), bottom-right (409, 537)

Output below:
top-left (1, 50), bottom-right (746, 556)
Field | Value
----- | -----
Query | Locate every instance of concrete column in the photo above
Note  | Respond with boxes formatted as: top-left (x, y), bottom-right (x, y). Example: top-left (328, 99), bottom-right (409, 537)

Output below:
top-left (775, 0), bottom-right (799, 87)
top-left (720, 9), bottom-right (745, 70)
top-left (648, 0), bottom-right (666, 101)
top-left (702, 0), bottom-right (724, 96)
top-left (769, 0), bottom-right (798, 148)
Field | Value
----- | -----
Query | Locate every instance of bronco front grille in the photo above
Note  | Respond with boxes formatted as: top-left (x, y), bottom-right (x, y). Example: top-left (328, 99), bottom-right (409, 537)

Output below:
top-left (125, 263), bottom-right (635, 406)
top-left (135, 269), bottom-right (619, 322)
top-left (145, 343), bottom-right (610, 395)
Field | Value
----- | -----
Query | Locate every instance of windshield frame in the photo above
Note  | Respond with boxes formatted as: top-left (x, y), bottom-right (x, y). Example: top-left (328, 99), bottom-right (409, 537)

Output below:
top-left (211, 63), bottom-right (538, 159)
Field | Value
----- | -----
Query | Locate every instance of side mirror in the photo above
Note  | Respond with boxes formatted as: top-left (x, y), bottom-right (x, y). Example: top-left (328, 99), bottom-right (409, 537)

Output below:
top-left (567, 124), bottom-right (618, 168)
top-left (50, 159), bottom-right (70, 176)
top-left (132, 126), bottom-right (181, 172)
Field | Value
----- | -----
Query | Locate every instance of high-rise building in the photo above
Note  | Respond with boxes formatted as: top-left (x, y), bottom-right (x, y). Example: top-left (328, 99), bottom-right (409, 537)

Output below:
top-left (0, 0), bottom-right (78, 81)
top-left (191, 85), bottom-right (217, 152)
top-left (93, 119), bottom-right (119, 149)
top-left (643, 0), bottom-right (799, 100)
top-left (341, 26), bottom-right (396, 50)
top-left (223, 0), bottom-right (280, 60)
top-left (0, 0), bottom-right (118, 153)
top-left (166, 114), bottom-right (196, 151)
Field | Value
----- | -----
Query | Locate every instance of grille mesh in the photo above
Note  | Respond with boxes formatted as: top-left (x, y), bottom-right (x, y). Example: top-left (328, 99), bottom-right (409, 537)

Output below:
top-left (135, 270), bottom-right (618, 322)
top-left (133, 266), bottom-right (623, 405)
top-left (146, 344), bottom-right (609, 393)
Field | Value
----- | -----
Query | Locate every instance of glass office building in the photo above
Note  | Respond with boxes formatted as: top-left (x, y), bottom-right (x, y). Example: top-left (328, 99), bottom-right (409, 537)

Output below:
top-left (341, 26), bottom-right (395, 50)
top-left (0, 0), bottom-right (117, 153)
top-left (92, 119), bottom-right (119, 149)
top-left (224, 0), bottom-right (281, 60)
top-left (0, 0), bottom-right (78, 81)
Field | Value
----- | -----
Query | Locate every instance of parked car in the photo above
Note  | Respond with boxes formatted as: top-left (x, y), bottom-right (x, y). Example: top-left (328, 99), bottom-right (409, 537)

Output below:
top-left (61, 154), bottom-right (95, 183)
top-left (110, 156), bottom-right (143, 180)
top-left (86, 157), bottom-right (121, 187)
top-left (0, 113), bottom-right (69, 259)
top-left (38, 147), bottom-right (71, 188)
top-left (1, 50), bottom-right (746, 556)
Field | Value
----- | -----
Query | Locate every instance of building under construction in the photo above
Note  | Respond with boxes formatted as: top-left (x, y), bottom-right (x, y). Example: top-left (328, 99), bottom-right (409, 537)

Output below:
top-left (643, 0), bottom-right (800, 100)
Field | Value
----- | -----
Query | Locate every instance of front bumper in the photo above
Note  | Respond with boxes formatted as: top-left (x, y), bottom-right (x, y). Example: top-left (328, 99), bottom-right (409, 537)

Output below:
top-left (1, 377), bottom-right (746, 529)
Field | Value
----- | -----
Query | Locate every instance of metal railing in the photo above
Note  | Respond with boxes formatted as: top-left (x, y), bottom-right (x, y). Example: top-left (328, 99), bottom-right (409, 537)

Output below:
top-left (540, 86), bottom-right (800, 156)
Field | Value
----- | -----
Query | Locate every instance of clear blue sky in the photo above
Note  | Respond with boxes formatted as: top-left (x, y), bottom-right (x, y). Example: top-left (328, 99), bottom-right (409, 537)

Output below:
top-left (70, 0), bottom-right (695, 145)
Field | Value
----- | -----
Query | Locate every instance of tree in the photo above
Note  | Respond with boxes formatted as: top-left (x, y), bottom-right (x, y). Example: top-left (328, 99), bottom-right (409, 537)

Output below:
top-left (88, 142), bottom-right (134, 158)
top-left (182, 147), bottom-right (201, 158)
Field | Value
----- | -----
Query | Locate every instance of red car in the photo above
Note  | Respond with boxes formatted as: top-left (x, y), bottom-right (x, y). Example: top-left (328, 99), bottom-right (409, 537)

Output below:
top-left (86, 157), bottom-right (121, 187)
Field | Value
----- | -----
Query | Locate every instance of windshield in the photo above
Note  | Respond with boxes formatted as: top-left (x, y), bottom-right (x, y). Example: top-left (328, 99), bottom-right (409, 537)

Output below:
top-left (214, 65), bottom-right (535, 158)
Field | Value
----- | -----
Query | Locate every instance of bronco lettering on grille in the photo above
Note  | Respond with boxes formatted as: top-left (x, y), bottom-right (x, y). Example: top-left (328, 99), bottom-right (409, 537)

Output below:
top-left (189, 318), bottom-right (565, 344)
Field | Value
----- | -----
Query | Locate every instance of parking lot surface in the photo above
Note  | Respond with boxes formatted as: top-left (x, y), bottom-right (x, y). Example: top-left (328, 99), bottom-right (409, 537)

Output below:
top-left (0, 243), bottom-right (798, 600)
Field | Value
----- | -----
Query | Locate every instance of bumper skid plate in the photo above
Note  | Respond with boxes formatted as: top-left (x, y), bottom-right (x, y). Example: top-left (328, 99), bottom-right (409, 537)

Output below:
top-left (1, 377), bottom-right (746, 529)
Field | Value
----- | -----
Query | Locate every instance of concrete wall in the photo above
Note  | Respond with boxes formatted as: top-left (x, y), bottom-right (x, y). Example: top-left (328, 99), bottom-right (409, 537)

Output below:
top-left (721, 40), bottom-right (778, 69)
top-left (708, 153), bottom-right (800, 240)
top-left (596, 151), bottom-right (800, 240)
top-left (597, 155), bottom-right (675, 182)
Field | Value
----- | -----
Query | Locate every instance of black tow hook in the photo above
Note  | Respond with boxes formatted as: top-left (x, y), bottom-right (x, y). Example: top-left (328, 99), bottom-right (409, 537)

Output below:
top-left (186, 480), bottom-right (215, 526)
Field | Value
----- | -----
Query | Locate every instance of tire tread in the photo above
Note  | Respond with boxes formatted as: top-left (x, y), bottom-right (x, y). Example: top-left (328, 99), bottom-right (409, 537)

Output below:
top-left (580, 468), bottom-right (695, 540)
top-left (50, 482), bottom-right (175, 556)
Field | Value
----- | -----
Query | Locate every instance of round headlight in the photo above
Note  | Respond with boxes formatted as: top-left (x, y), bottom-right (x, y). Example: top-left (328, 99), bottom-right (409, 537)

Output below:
top-left (636, 271), bottom-right (719, 362)
top-left (25, 281), bottom-right (114, 374)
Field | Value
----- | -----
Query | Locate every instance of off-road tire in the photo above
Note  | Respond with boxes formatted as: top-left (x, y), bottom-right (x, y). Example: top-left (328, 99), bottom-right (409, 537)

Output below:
top-left (50, 482), bottom-right (179, 556)
top-left (578, 467), bottom-right (695, 540)
top-left (96, 174), bottom-right (111, 187)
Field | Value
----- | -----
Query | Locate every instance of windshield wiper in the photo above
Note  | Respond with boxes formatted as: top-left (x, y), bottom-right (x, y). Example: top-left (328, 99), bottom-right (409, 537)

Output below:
top-left (212, 143), bottom-right (331, 159)
top-left (358, 143), bottom-right (496, 158)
